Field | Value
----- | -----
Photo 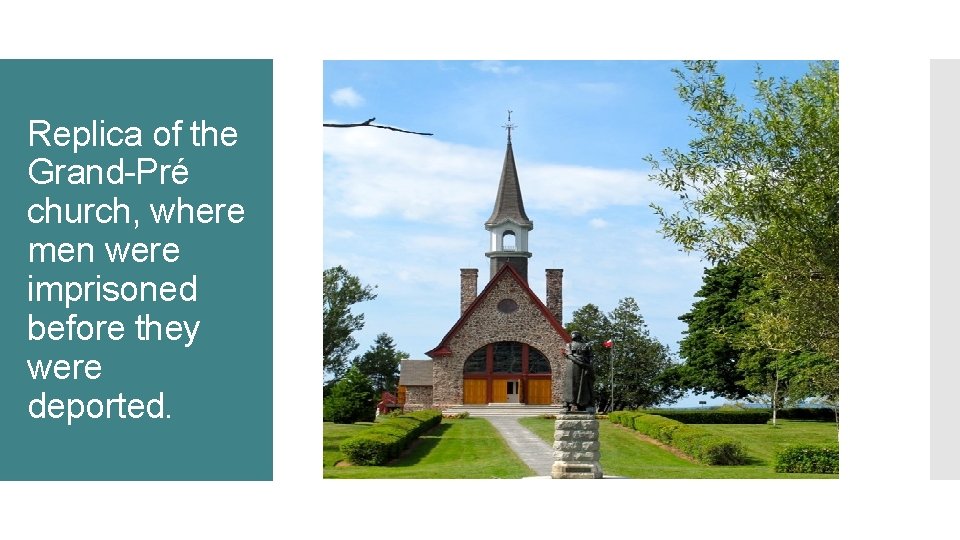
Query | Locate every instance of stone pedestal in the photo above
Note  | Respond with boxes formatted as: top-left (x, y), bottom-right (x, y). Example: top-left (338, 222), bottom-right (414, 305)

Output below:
top-left (551, 413), bottom-right (603, 479)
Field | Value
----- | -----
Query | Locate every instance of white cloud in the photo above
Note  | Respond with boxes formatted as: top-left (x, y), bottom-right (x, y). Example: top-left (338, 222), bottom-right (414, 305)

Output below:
top-left (589, 218), bottom-right (609, 229)
top-left (407, 235), bottom-right (477, 252)
top-left (472, 61), bottom-right (522, 75)
top-left (323, 128), bottom-right (674, 226)
top-left (330, 87), bottom-right (365, 107)
top-left (324, 128), bottom-right (495, 226)
top-left (326, 229), bottom-right (356, 239)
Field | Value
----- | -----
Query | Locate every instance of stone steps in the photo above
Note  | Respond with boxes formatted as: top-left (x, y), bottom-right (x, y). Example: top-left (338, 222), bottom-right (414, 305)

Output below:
top-left (443, 404), bottom-right (564, 417)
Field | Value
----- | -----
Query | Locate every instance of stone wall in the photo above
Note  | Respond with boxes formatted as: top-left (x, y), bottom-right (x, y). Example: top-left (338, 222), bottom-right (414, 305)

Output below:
top-left (402, 385), bottom-right (433, 411)
top-left (433, 274), bottom-right (567, 409)
top-left (545, 269), bottom-right (563, 324)
top-left (460, 268), bottom-right (478, 315)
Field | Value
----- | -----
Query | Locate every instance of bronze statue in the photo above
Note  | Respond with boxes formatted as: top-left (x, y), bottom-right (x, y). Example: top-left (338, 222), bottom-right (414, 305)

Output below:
top-left (563, 331), bottom-right (595, 412)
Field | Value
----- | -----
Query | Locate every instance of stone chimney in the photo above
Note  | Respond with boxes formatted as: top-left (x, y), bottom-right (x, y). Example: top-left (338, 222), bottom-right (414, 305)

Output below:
top-left (545, 269), bottom-right (563, 324)
top-left (460, 268), bottom-right (478, 315)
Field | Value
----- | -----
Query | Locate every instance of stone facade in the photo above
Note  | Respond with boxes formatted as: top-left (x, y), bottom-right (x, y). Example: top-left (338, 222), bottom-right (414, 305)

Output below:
top-left (401, 386), bottom-right (433, 411)
top-left (430, 266), bottom-right (568, 410)
top-left (402, 130), bottom-right (571, 411)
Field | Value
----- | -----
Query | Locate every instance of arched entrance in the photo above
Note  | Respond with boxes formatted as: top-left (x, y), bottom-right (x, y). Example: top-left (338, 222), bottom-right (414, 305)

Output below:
top-left (462, 341), bottom-right (552, 405)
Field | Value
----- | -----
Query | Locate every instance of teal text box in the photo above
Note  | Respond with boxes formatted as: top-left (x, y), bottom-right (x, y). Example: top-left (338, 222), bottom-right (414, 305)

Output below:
top-left (0, 60), bottom-right (272, 480)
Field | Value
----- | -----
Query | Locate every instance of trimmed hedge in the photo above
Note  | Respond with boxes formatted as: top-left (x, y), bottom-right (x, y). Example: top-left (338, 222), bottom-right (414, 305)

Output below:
top-left (774, 444), bottom-right (839, 474)
top-left (609, 411), bottom-right (746, 465)
top-left (340, 409), bottom-right (442, 466)
top-left (778, 408), bottom-right (837, 422)
top-left (644, 409), bottom-right (772, 424)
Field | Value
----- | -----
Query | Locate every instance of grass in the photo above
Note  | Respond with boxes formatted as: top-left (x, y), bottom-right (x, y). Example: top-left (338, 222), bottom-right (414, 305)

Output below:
top-left (322, 421), bottom-right (373, 468)
top-left (323, 417), bottom-right (534, 479)
top-left (698, 420), bottom-right (840, 464)
top-left (323, 416), bottom-right (839, 479)
top-left (519, 417), bottom-right (838, 479)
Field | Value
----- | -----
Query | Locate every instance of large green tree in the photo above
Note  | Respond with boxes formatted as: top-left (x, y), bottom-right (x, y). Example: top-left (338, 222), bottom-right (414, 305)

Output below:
top-left (323, 266), bottom-right (377, 378)
top-left (669, 261), bottom-right (758, 400)
top-left (567, 298), bottom-right (679, 412)
top-left (647, 60), bottom-right (839, 405)
top-left (323, 366), bottom-right (377, 424)
top-left (352, 333), bottom-right (407, 395)
top-left (669, 259), bottom-right (836, 424)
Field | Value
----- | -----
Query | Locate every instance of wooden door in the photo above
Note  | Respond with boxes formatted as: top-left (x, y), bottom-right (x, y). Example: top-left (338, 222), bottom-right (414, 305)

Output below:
top-left (526, 379), bottom-right (552, 405)
top-left (492, 380), bottom-right (508, 403)
top-left (463, 379), bottom-right (487, 404)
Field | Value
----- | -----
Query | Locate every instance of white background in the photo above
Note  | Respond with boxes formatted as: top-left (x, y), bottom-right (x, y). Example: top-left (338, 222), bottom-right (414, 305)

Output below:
top-left (0, 2), bottom-right (946, 538)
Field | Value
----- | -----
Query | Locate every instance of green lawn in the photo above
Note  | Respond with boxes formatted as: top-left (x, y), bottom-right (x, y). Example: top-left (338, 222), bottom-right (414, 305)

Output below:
top-left (323, 421), bottom-right (373, 468)
top-left (323, 416), bottom-right (838, 479)
top-left (698, 420), bottom-right (840, 464)
top-left (323, 417), bottom-right (534, 479)
top-left (519, 417), bottom-right (838, 479)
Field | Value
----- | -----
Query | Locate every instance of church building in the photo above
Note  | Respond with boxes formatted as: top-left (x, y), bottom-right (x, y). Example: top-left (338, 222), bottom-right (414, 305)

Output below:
top-left (398, 121), bottom-right (570, 410)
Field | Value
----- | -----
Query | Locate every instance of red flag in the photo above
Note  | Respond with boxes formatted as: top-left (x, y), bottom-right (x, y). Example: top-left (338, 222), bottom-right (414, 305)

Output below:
top-left (603, 340), bottom-right (613, 348)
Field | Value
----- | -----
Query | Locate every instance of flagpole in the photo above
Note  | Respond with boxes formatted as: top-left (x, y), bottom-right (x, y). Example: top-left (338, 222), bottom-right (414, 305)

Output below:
top-left (602, 339), bottom-right (614, 412)
top-left (610, 343), bottom-right (614, 412)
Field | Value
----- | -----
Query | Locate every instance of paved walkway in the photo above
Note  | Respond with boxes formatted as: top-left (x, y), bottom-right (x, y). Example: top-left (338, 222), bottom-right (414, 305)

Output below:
top-left (480, 415), bottom-right (555, 477)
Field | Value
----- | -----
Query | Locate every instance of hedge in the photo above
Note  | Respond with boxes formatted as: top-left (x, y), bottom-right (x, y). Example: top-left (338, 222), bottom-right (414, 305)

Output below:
top-left (777, 408), bottom-right (838, 422)
top-left (609, 411), bottom-right (746, 465)
top-left (641, 408), bottom-right (837, 423)
top-left (340, 409), bottom-right (442, 466)
top-left (774, 444), bottom-right (839, 474)
top-left (644, 409), bottom-right (772, 424)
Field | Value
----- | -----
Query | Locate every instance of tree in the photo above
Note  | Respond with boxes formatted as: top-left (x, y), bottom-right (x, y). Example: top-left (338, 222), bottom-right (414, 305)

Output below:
top-left (647, 60), bottom-right (839, 406)
top-left (323, 266), bottom-right (377, 378)
top-left (353, 333), bottom-right (407, 395)
top-left (668, 261), bottom-right (758, 400)
top-left (323, 366), bottom-right (376, 424)
top-left (567, 298), bottom-right (679, 412)
top-left (671, 259), bottom-right (830, 423)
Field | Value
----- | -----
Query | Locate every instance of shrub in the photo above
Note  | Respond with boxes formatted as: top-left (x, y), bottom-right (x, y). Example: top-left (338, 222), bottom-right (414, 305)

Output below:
top-left (778, 408), bottom-right (837, 422)
top-left (644, 409), bottom-right (772, 424)
top-left (610, 411), bottom-right (746, 465)
top-left (340, 432), bottom-right (402, 465)
top-left (404, 409), bottom-right (443, 434)
top-left (774, 444), bottom-right (839, 474)
top-left (340, 409), bottom-right (442, 465)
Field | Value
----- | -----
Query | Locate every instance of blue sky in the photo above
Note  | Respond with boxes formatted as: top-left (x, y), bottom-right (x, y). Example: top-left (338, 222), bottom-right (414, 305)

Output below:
top-left (323, 60), bottom-right (816, 407)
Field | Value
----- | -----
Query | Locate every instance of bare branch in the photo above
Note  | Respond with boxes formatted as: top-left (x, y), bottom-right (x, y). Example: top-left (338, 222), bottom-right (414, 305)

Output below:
top-left (323, 117), bottom-right (433, 136)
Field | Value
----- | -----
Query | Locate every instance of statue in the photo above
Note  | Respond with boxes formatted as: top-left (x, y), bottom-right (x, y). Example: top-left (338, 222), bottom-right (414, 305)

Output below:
top-left (563, 331), bottom-right (595, 413)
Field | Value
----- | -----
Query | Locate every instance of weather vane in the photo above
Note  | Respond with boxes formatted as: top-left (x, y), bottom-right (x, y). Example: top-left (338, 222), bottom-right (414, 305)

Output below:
top-left (502, 110), bottom-right (517, 142)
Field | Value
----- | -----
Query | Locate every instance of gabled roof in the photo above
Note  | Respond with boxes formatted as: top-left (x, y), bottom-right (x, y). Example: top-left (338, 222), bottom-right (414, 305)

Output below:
top-left (398, 359), bottom-right (433, 386)
top-left (485, 141), bottom-right (532, 229)
top-left (426, 264), bottom-right (569, 357)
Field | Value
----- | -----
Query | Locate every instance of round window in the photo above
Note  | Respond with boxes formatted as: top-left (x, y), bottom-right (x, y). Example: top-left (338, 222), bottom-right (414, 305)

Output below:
top-left (497, 298), bottom-right (518, 313)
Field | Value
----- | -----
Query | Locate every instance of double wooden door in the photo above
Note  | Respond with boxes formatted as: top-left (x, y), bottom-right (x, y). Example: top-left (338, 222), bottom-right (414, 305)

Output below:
top-left (462, 378), bottom-right (552, 405)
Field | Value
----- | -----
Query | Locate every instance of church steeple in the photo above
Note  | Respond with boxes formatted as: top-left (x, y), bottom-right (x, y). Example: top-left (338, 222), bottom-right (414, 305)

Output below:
top-left (485, 111), bottom-right (533, 282)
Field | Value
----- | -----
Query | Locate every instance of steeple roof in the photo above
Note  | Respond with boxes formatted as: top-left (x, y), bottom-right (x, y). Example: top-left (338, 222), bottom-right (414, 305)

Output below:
top-left (485, 139), bottom-right (533, 229)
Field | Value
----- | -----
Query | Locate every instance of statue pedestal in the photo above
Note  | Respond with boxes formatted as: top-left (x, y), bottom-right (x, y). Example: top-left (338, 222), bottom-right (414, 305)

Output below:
top-left (551, 413), bottom-right (603, 479)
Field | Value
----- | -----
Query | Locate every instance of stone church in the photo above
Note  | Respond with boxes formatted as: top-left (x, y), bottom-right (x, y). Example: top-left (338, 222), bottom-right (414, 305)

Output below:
top-left (398, 125), bottom-right (570, 410)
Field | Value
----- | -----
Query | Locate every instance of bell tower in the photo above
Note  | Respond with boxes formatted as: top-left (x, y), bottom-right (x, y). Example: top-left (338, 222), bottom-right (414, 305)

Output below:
top-left (485, 111), bottom-right (533, 282)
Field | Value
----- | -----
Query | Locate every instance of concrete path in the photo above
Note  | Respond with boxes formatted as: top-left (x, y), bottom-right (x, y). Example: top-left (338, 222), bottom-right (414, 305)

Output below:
top-left (481, 415), bottom-right (554, 477)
